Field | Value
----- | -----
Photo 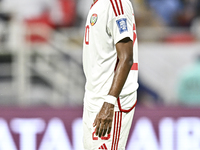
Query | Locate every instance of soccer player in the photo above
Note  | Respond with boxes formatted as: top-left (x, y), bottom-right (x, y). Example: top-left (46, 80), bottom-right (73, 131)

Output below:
top-left (82, 0), bottom-right (138, 149)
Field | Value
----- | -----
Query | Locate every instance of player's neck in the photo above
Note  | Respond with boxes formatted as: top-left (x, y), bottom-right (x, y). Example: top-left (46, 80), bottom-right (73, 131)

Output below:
top-left (93, 0), bottom-right (97, 3)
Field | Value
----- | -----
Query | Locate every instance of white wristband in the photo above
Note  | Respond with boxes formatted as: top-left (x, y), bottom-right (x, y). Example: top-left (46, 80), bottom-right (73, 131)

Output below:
top-left (104, 95), bottom-right (117, 105)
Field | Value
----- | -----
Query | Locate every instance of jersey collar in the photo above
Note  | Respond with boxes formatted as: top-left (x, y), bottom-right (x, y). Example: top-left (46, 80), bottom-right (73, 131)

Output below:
top-left (90, 0), bottom-right (98, 9)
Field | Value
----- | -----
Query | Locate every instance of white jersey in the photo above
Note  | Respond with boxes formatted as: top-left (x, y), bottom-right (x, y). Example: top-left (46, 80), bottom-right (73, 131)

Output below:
top-left (83, 0), bottom-right (139, 112)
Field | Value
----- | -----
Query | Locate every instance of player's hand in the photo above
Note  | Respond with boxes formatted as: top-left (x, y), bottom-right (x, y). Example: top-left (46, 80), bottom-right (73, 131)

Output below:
top-left (93, 102), bottom-right (114, 137)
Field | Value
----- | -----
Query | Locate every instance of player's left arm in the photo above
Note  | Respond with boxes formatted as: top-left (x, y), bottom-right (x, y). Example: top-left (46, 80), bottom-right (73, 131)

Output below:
top-left (93, 0), bottom-right (134, 138)
top-left (93, 37), bottom-right (133, 138)
top-left (108, 37), bottom-right (133, 98)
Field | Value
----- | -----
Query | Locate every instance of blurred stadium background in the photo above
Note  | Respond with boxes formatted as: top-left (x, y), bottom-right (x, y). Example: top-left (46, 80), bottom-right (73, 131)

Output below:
top-left (0, 0), bottom-right (200, 150)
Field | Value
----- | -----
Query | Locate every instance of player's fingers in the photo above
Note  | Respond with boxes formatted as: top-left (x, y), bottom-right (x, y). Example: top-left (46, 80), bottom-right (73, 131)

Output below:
top-left (95, 120), bottom-right (100, 136)
top-left (98, 120), bottom-right (106, 137)
top-left (93, 113), bottom-right (100, 127)
top-left (107, 121), bottom-right (112, 135)
top-left (103, 122), bottom-right (108, 136)
top-left (98, 124), bottom-right (103, 137)
top-left (93, 118), bottom-right (97, 127)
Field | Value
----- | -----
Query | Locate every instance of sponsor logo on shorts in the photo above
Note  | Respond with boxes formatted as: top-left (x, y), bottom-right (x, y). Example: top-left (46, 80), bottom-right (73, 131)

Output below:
top-left (116, 18), bottom-right (128, 33)
top-left (98, 143), bottom-right (108, 150)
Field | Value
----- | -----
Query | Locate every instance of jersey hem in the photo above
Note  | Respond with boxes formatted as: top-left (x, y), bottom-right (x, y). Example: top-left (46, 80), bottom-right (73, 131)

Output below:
top-left (117, 98), bottom-right (137, 113)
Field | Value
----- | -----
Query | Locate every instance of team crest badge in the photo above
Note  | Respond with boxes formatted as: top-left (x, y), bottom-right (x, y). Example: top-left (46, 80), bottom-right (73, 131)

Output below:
top-left (90, 14), bottom-right (98, 26)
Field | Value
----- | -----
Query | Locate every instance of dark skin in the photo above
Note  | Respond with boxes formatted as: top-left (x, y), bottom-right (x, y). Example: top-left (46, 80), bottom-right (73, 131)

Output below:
top-left (93, 37), bottom-right (133, 137)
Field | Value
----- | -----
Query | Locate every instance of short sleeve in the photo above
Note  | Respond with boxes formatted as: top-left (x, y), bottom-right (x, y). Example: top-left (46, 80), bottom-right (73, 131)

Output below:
top-left (107, 0), bottom-right (133, 44)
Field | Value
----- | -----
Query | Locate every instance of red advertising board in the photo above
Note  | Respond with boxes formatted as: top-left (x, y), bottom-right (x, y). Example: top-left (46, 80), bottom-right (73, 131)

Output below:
top-left (0, 106), bottom-right (199, 150)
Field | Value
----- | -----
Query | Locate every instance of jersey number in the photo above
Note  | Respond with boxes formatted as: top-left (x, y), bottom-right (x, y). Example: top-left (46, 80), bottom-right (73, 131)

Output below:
top-left (85, 25), bottom-right (89, 45)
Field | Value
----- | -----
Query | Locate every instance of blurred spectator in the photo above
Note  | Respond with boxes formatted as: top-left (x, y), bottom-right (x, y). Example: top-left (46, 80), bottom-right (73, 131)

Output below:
top-left (145, 0), bottom-right (182, 26)
top-left (0, 0), bottom-right (77, 27)
top-left (191, 17), bottom-right (200, 40)
top-left (131, 0), bottom-right (200, 28)
top-left (0, 0), bottom-right (63, 25)
top-left (0, 0), bottom-right (11, 45)
top-left (175, 0), bottom-right (200, 27)
top-left (0, 0), bottom-right (76, 43)
top-left (176, 54), bottom-right (200, 106)
top-left (131, 0), bottom-right (165, 27)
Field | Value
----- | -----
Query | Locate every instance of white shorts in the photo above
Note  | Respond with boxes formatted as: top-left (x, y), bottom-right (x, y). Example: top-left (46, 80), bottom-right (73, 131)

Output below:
top-left (83, 104), bottom-right (135, 150)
